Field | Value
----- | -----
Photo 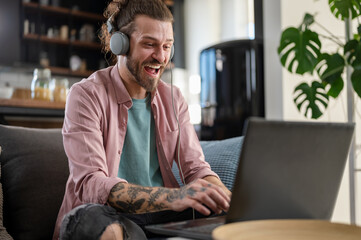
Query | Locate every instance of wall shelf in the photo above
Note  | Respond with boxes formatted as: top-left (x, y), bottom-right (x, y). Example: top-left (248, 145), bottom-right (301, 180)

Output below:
top-left (23, 2), bottom-right (105, 21)
top-left (48, 66), bottom-right (94, 78)
top-left (21, 1), bottom-right (105, 78)
top-left (23, 34), bottom-right (101, 50)
top-left (71, 10), bottom-right (105, 21)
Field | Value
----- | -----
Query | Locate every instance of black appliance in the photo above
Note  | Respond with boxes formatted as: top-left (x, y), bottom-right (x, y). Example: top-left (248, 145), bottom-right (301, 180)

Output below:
top-left (199, 39), bottom-right (265, 140)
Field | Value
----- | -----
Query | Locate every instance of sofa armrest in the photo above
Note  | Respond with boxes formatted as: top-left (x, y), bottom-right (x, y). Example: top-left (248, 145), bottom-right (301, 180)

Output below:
top-left (0, 125), bottom-right (69, 240)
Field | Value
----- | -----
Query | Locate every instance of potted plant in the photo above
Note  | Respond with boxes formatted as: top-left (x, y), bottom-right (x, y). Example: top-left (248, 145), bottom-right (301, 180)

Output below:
top-left (277, 0), bottom-right (361, 119)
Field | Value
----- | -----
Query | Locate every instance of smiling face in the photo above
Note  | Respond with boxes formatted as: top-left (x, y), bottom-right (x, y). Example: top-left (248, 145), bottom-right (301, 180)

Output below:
top-left (125, 15), bottom-right (174, 92)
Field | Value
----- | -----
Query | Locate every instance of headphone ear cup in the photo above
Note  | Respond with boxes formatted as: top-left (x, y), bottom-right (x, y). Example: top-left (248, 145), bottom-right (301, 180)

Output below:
top-left (109, 32), bottom-right (129, 55)
top-left (170, 45), bottom-right (174, 59)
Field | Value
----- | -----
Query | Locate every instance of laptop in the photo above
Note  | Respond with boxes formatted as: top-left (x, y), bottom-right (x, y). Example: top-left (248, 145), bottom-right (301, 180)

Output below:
top-left (146, 118), bottom-right (355, 240)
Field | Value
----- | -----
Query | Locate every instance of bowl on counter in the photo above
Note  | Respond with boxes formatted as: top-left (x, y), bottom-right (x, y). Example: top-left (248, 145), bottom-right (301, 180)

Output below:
top-left (0, 87), bottom-right (14, 99)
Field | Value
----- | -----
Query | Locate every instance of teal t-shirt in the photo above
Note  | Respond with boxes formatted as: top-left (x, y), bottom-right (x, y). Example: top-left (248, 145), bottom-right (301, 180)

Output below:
top-left (118, 94), bottom-right (164, 187)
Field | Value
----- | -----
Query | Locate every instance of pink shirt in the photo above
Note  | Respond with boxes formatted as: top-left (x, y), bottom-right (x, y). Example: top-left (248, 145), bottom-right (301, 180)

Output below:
top-left (53, 65), bottom-right (218, 239)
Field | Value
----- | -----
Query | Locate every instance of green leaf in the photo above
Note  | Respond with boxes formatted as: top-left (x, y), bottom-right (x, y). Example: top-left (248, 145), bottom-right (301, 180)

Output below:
top-left (344, 39), bottom-right (360, 64)
top-left (294, 81), bottom-right (329, 119)
top-left (315, 53), bottom-right (345, 98)
top-left (345, 39), bottom-right (361, 97)
top-left (327, 77), bottom-right (344, 98)
top-left (302, 13), bottom-right (315, 28)
top-left (344, 39), bottom-right (361, 75)
top-left (354, 33), bottom-right (361, 42)
top-left (278, 27), bottom-right (321, 75)
top-left (329, 0), bottom-right (361, 20)
top-left (351, 68), bottom-right (361, 98)
top-left (358, 24), bottom-right (361, 35)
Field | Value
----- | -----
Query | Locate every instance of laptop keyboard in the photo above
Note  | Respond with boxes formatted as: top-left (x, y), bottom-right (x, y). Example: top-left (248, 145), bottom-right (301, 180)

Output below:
top-left (182, 222), bottom-right (223, 234)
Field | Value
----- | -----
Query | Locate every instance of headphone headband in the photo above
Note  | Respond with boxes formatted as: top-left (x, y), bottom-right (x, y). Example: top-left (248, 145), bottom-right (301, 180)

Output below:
top-left (106, 15), bottom-right (115, 34)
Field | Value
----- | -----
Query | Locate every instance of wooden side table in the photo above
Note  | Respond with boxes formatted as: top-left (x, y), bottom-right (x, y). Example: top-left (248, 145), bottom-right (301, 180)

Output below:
top-left (212, 219), bottom-right (361, 240)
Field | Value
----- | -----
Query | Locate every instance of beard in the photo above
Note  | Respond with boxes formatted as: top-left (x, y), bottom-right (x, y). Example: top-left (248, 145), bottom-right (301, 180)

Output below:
top-left (126, 56), bottom-right (166, 92)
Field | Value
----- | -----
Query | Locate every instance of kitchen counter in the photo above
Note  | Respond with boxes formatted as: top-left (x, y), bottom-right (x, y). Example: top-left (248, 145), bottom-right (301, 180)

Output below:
top-left (0, 98), bottom-right (65, 118)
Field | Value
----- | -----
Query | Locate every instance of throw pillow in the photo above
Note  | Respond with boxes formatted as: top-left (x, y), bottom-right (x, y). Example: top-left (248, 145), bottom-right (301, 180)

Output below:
top-left (172, 136), bottom-right (244, 190)
top-left (0, 147), bottom-right (13, 240)
top-left (0, 125), bottom-right (69, 240)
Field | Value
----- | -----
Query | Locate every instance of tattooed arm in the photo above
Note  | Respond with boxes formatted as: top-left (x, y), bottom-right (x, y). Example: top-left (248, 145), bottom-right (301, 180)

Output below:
top-left (108, 179), bottom-right (230, 216)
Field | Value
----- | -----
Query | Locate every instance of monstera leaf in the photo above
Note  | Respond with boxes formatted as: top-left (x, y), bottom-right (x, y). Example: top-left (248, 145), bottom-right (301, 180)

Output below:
top-left (278, 27), bottom-right (321, 75)
top-left (316, 53), bottom-right (345, 98)
top-left (351, 68), bottom-right (361, 98)
top-left (329, 0), bottom-right (361, 20)
top-left (344, 38), bottom-right (361, 67)
top-left (294, 81), bottom-right (329, 119)
top-left (344, 38), bottom-right (361, 97)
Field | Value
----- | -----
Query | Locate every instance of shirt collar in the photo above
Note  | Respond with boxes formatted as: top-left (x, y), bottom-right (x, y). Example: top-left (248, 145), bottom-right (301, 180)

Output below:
top-left (110, 65), bottom-right (132, 105)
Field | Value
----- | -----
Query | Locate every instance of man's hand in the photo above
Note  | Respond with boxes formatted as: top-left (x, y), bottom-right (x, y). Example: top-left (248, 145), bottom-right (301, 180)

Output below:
top-left (202, 175), bottom-right (232, 198)
top-left (108, 179), bottom-right (230, 215)
top-left (168, 178), bottom-right (230, 216)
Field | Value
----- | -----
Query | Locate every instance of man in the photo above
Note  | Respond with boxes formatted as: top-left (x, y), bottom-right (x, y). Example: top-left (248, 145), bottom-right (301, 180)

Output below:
top-left (53, 0), bottom-right (231, 239)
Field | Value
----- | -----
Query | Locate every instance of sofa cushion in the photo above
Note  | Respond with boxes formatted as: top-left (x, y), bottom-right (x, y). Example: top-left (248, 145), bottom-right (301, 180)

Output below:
top-left (0, 147), bottom-right (13, 240)
top-left (0, 125), bottom-right (69, 240)
top-left (172, 136), bottom-right (244, 190)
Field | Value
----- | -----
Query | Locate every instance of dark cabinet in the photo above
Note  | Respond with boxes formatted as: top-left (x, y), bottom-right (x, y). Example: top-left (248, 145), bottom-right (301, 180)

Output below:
top-left (0, 0), bottom-right (21, 66)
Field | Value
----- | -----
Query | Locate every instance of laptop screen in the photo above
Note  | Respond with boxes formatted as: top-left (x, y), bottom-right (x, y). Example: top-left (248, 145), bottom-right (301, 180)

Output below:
top-left (227, 118), bottom-right (355, 222)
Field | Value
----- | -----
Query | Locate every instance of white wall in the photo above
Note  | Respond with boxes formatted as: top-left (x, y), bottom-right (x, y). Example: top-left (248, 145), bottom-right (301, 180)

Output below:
top-left (184, 0), bottom-right (221, 77)
top-left (220, 0), bottom-right (251, 41)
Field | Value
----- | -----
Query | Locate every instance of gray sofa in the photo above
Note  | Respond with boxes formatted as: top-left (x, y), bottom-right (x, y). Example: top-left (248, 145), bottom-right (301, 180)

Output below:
top-left (0, 124), bottom-right (243, 240)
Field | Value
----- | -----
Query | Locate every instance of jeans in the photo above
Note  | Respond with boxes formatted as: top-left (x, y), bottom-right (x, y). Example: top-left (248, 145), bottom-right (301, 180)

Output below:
top-left (59, 203), bottom-right (210, 240)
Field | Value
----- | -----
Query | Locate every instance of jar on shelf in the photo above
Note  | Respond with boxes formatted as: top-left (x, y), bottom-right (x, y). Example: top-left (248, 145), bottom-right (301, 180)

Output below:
top-left (51, 78), bottom-right (69, 103)
top-left (31, 68), bottom-right (52, 101)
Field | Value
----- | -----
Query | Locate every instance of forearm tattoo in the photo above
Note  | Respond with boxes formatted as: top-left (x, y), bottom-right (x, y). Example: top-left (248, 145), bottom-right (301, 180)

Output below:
top-left (166, 186), bottom-right (196, 203)
top-left (108, 182), bottom-right (198, 213)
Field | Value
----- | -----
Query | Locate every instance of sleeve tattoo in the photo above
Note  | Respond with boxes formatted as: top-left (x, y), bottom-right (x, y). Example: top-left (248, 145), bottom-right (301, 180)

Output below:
top-left (108, 182), bottom-right (197, 213)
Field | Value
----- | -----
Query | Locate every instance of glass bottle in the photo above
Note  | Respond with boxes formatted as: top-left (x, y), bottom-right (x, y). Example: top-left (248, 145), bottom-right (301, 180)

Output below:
top-left (31, 68), bottom-right (52, 101)
top-left (51, 78), bottom-right (69, 103)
